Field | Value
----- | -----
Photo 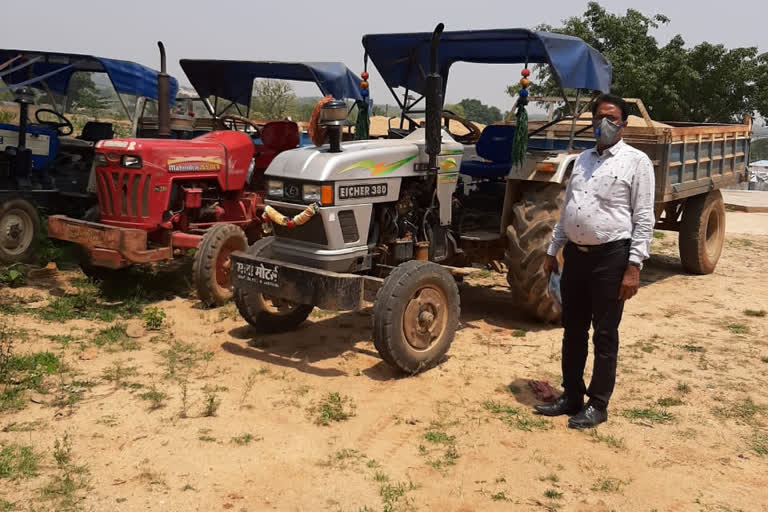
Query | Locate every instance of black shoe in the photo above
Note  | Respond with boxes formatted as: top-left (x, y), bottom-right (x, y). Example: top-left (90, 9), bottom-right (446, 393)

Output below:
top-left (567, 404), bottom-right (608, 429)
top-left (533, 394), bottom-right (584, 417)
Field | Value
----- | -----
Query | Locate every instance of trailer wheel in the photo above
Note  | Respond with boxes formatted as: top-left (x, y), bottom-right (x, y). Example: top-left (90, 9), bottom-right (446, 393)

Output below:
top-left (373, 260), bottom-right (460, 374)
top-left (233, 238), bottom-right (314, 332)
top-left (504, 182), bottom-right (565, 324)
top-left (679, 190), bottom-right (726, 274)
top-left (0, 199), bottom-right (40, 264)
top-left (193, 224), bottom-right (248, 306)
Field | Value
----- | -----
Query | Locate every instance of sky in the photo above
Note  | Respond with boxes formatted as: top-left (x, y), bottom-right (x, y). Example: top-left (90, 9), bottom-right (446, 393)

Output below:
top-left (2, 0), bottom-right (766, 112)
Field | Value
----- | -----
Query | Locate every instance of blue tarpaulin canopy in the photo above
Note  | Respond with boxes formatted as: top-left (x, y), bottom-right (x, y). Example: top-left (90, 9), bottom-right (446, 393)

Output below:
top-left (179, 60), bottom-right (364, 106)
top-left (362, 29), bottom-right (612, 96)
top-left (0, 49), bottom-right (178, 102)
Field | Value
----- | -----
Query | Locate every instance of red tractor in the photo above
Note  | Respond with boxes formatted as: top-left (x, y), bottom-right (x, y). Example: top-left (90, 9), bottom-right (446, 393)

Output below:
top-left (48, 49), bottom-right (365, 305)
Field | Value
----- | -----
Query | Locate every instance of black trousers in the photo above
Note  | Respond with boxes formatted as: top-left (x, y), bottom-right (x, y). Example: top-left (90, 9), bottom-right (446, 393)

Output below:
top-left (560, 239), bottom-right (630, 409)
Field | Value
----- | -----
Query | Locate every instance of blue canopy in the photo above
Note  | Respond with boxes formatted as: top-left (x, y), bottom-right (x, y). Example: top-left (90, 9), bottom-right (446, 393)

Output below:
top-left (362, 29), bottom-right (612, 96)
top-left (0, 49), bottom-right (178, 103)
top-left (179, 60), bottom-right (364, 106)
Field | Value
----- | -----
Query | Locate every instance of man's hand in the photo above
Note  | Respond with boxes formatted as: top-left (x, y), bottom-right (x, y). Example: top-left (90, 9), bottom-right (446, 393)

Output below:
top-left (619, 264), bottom-right (640, 300)
top-left (544, 255), bottom-right (559, 277)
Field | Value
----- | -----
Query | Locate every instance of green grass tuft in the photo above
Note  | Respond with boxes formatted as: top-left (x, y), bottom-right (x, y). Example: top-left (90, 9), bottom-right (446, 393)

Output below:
top-left (311, 392), bottom-right (356, 426)
top-left (726, 323), bottom-right (750, 335)
top-left (544, 489), bottom-right (563, 499)
top-left (483, 400), bottom-right (552, 431)
top-left (620, 407), bottom-right (674, 424)
top-left (0, 443), bottom-right (40, 480)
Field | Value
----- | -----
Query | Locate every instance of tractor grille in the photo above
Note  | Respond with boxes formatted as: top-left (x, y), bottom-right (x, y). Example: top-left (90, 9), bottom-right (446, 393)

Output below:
top-left (338, 210), bottom-right (359, 243)
top-left (273, 207), bottom-right (328, 245)
top-left (97, 170), bottom-right (151, 218)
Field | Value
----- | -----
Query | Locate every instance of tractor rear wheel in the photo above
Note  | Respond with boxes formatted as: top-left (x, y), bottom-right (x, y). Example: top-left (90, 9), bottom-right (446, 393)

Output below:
top-left (372, 260), bottom-right (460, 374)
top-left (679, 190), bottom-right (726, 274)
top-left (233, 238), bottom-right (314, 332)
top-left (193, 224), bottom-right (248, 306)
top-left (0, 199), bottom-right (40, 264)
top-left (504, 182), bottom-right (565, 324)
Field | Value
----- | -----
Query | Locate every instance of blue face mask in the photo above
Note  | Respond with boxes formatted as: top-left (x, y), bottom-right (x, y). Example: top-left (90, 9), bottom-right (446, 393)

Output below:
top-left (594, 118), bottom-right (624, 145)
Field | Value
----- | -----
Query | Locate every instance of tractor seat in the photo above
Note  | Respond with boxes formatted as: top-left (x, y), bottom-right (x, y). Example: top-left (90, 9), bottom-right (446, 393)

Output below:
top-left (459, 124), bottom-right (515, 179)
top-left (252, 121), bottom-right (300, 169)
top-left (77, 121), bottom-right (114, 143)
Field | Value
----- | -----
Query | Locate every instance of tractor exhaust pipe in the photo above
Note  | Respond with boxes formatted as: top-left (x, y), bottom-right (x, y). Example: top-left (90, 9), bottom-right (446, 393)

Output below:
top-left (157, 41), bottom-right (171, 138)
top-left (424, 23), bottom-right (444, 171)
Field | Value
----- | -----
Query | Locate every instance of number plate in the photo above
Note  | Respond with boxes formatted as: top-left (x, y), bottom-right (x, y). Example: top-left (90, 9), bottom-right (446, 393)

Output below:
top-left (234, 261), bottom-right (280, 288)
top-left (64, 224), bottom-right (107, 245)
top-left (338, 183), bottom-right (388, 200)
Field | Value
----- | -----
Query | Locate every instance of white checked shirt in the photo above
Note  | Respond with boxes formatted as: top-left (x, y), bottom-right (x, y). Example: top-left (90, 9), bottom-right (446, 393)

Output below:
top-left (547, 139), bottom-right (655, 267)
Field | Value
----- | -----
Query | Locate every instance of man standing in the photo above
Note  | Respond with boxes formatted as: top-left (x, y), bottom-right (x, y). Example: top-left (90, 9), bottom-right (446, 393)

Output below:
top-left (534, 94), bottom-right (655, 429)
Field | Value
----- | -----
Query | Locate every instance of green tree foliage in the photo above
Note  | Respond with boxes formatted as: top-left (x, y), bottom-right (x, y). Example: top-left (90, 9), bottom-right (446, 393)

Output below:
top-left (515, 2), bottom-right (768, 123)
top-left (250, 79), bottom-right (297, 120)
top-left (69, 72), bottom-right (109, 116)
top-left (448, 98), bottom-right (502, 125)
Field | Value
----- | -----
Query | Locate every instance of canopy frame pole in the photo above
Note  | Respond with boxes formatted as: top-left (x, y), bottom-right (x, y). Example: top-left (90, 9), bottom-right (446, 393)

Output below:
top-left (567, 89), bottom-right (581, 151)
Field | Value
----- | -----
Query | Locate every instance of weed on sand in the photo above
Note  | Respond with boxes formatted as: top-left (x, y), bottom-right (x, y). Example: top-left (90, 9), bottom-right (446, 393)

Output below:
top-left (620, 407), bottom-right (674, 425)
top-left (310, 392), bottom-right (356, 426)
top-left (483, 400), bottom-right (552, 431)
top-left (0, 443), bottom-right (40, 480)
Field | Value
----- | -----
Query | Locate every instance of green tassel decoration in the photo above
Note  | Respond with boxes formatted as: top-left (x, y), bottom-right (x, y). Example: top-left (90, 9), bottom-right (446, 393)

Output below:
top-left (354, 100), bottom-right (369, 140)
top-left (510, 67), bottom-right (532, 166)
top-left (510, 106), bottom-right (528, 167)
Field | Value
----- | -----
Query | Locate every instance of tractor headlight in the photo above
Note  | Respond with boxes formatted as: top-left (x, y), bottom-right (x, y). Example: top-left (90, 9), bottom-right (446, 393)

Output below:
top-left (94, 153), bottom-right (108, 167)
top-left (121, 155), bottom-right (142, 169)
top-left (267, 179), bottom-right (284, 198)
top-left (302, 184), bottom-right (321, 203)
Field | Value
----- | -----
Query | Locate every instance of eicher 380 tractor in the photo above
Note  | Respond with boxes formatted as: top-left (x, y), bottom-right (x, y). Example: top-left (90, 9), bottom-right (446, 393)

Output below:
top-left (48, 48), bottom-right (366, 305)
top-left (229, 24), bottom-right (616, 373)
top-left (231, 24), bottom-right (749, 374)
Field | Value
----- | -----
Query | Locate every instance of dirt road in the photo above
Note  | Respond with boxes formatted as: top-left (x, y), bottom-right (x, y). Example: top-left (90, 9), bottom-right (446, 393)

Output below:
top-left (1, 226), bottom-right (767, 511)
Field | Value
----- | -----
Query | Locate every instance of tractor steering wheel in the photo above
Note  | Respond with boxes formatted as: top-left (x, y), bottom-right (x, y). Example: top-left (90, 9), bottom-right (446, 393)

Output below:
top-left (216, 114), bottom-right (262, 138)
top-left (34, 109), bottom-right (73, 136)
top-left (441, 111), bottom-right (482, 144)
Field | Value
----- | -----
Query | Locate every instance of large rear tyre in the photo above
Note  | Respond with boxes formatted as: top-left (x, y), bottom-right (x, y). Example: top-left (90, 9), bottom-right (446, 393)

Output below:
top-left (193, 224), bottom-right (248, 306)
top-left (373, 260), bottom-right (460, 374)
top-left (233, 238), bottom-right (314, 332)
top-left (504, 182), bottom-right (565, 324)
top-left (679, 190), bottom-right (726, 274)
top-left (0, 199), bottom-right (40, 264)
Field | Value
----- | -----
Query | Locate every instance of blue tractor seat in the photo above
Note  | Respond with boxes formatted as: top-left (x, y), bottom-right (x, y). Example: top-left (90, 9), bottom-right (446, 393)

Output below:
top-left (459, 124), bottom-right (515, 179)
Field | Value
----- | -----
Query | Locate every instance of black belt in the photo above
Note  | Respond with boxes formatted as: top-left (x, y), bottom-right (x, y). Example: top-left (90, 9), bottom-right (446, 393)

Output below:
top-left (569, 239), bottom-right (630, 253)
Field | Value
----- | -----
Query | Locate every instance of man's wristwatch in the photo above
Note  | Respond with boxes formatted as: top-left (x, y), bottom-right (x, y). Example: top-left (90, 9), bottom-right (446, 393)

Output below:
top-left (628, 261), bottom-right (642, 270)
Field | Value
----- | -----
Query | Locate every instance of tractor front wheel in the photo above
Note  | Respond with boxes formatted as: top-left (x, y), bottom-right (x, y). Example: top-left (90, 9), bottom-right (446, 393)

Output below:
top-left (0, 199), bottom-right (40, 264)
top-left (372, 260), bottom-right (460, 374)
top-left (193, 224), bottom-right (248, 306)
top-left (233, 238), bottom-right (314, 332)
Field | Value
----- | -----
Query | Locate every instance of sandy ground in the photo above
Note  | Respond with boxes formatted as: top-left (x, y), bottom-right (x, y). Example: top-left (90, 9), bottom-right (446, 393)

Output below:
top-left (1, 219), bottom-right (767, 512)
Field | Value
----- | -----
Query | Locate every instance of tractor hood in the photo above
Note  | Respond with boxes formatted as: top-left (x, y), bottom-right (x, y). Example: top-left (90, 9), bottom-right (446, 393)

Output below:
top-left (265, 128), bottom-right (464, 182)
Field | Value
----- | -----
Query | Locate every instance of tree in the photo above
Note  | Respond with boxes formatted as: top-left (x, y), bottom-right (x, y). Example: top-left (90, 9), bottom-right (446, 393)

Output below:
top-left (451, 98), bottom-right (502, 125)
top-left (250, 79), bottom-right (296, 120)
top-left (68, 72), bottom-right (109, 116)
top-left (514, 2), bottom-right (768, 123)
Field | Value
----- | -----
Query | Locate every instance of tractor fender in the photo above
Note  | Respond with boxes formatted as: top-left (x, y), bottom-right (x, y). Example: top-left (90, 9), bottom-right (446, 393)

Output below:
top-left (506, 151), bottom-right (579, 185)
top-left (551, 153), bottom-right (579, 184)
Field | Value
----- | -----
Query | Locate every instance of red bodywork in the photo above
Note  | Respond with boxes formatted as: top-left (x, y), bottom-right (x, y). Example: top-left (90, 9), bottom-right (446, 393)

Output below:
top-left (94, 131), bottom-right (255, 232)
top-left (48, 124), bottom-right (299, 268)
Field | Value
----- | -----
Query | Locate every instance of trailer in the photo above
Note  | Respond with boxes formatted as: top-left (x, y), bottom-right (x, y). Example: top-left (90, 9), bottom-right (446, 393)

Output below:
top-left (524, 100), bottom-right (751, 274)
